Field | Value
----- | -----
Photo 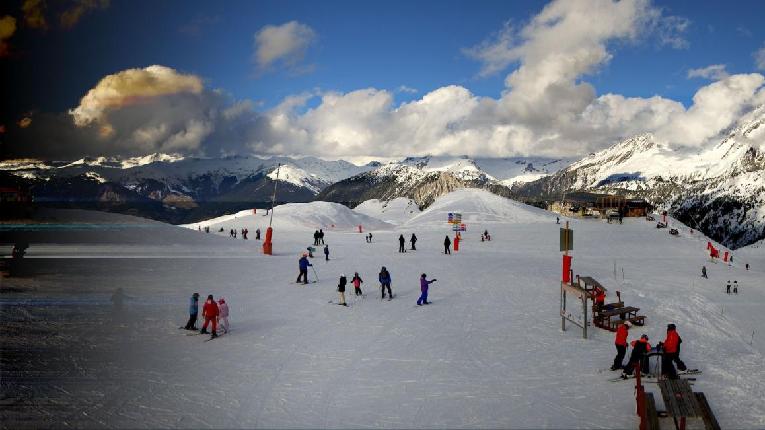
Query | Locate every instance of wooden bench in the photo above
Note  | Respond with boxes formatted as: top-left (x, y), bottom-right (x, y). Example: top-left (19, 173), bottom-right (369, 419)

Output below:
top-left (694, 392), bottom-right (721, 430)
top-left (644, 392), bottom-right (661, 430)
top-left (658, 379), bottom-right (703, 430)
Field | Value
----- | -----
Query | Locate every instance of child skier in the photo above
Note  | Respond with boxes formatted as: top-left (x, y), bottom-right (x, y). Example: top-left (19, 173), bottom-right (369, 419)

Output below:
top-left (701, 266), bottom-right (707, 278)
top-left (417, 274), bottom-right (437, 305)
top-left (337, 274), bottom-right (348, 306)
top-left (622, 334), bottom-right (651, 378)
top-left (379, 266), bottom-right (392, 300)
top-left (217, 297), bottom-right (230, 334)
top-left (352, 272), bottom-right (364, 296)
top-left (184, 292), bottom-right (200, 330)
top-left (200, 294), bottom-right (219, 338)
top-left (733, 280), bottom-right (738, 294)
top-left (726, 280), bottom-right (731, 294)
top-left (324, 245), bottom-right (330, 261)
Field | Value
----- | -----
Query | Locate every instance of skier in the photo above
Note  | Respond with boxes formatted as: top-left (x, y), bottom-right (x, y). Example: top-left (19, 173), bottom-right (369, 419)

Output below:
top-left (297, 253), bottom-right (312, 284)
top-left (313, 230), bottom-right (319, 246)
top-left (217, 297), bottom-right (230, 334)
top-left (556, 216), bottom-right (560, 224)
top-left (200, 294), bottom-right (219, 338)
top-left (324, 244), bottom-right (330, 261)
top-left (399, 234), bottom-right (406, 253)
top-left (746, 263), bottom-right (750, 270)
top-left (337, 274), bottom-right (348, 306)
top-left (726, 280), bottom-right (731, 294)
top-left (622, 334), bottom-right (651, 378)
top-left (352, 272), bottom-right (364, 296)
top-left (659, 323), bottom-right (686, 379)
top-left (701, 266), bottom-right (707, 279)
top-left (184, 292), bottom-right (200, 330)
top-left (410, 233), bottom-right (417, 250)
top-left (379, 266), bottom-right (392, 300)
top-left (611, 321), bottom-right (631, 370)
top-left (256, 228), bottom-right (261, 240)
top-left (368, 232), bottom-right (373, 243)
top-left (319, 229), bottom-right (325, 245)
top-left (733, 280), bottom-right (738, 294)
top-left (444, 235), bottom-right (451, 255)
top-left (307, 246), bottom-right (314, 258)
top-left (417, 273), bottom-right (437, 306)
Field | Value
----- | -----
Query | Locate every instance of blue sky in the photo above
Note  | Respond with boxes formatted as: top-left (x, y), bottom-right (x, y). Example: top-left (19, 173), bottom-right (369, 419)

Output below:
top-left (3, 0), bottom-right (765, 159)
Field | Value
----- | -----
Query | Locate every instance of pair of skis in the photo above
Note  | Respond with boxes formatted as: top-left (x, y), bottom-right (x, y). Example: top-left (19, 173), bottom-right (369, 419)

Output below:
top-left (608, 369), bottom-right (701, 382)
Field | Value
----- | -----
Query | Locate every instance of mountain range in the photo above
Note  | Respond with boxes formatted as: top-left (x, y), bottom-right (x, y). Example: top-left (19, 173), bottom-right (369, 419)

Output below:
top-left (2, 104), bottom-right (764, 248)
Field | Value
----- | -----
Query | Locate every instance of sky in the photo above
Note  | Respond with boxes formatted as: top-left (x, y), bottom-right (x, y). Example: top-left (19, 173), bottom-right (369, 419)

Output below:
top-left (2, 0), bottom-right (765, 161)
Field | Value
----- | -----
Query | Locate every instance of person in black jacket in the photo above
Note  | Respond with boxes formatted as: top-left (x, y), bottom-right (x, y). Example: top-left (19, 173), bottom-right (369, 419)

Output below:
top-left (398, 234), bottom-right (406, 253)
top-left (410, 233), bottom-right (417, 250)
top-left (337, 274), bottom-right (348, 306)
top-left (444, 235), bottom-right (452, 254)
top-left (622, 334), bottom-right (651, 378)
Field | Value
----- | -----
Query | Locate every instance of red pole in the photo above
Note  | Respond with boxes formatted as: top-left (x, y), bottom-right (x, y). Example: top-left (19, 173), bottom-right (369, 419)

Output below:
top-left (263, 227), bottom-right (273, 255)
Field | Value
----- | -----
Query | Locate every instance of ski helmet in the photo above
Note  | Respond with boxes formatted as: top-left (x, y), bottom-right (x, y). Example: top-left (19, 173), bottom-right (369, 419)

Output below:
top-left (667, 323), bottom-right (676, 330)
top-left (624, 321), bottom-right (632, 328)
top-left (641, 334), bottom-right (649, 340)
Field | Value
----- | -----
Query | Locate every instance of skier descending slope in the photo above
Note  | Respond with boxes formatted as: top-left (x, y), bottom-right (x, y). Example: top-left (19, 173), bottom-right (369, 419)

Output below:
top-left (417, 274), bottom-right (437, 306)
top-left (200, 294), bottom-right (219, 339)
top-left (379, 266), bottom-right (392, 300)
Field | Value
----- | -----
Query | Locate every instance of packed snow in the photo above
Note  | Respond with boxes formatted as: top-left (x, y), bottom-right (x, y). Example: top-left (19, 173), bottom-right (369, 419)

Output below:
top-left (353, 198), bottom-right (421, 225)
top-left (2, 189), bottom-right (765, 428)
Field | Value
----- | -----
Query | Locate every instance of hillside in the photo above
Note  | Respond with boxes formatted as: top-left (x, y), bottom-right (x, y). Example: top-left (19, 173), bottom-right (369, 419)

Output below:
top-left (3, 189), bottom-right (765, 428)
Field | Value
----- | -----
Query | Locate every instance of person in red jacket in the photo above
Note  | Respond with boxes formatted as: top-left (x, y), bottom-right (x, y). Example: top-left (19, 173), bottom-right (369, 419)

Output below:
top-left (594, 289), bottom-right (606, 313)
top-left (200, 294), bottom-right (220, 338)
top-left (611, 321), bottom-right (631, 370)
top-left (660, 323), bottom-right (687, 379)
top-left (622, 334), bottom-right (651, 378)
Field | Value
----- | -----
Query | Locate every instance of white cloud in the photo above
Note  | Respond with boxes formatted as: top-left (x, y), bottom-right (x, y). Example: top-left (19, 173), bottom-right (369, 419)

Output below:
top-left (656, 74), bottom-right (765, 147)
top-left (688, 64), bottom-right (729, 80)
top-left (396, 85), bottom-right (418, 94)
top-left (462, 21), bottom-right (517, 77)
top-left (754, 43), bottom-right (765, 71)
top-left (70, 65), bottom-right (203, 126)
top-left (253, 21), bottom-right (316, 74)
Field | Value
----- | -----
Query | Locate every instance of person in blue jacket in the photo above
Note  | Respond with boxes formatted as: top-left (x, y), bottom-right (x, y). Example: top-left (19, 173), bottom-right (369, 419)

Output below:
top-left (183, 292), bottom-right (200, 330)
top-left (324, 244), bottom-right (330, 261)
top-left (297, 253), bottom-right (312, 284)
top-left (379, 266), bottom-right (392, 300)
top-left (417, 274), bottom-right (437, 305)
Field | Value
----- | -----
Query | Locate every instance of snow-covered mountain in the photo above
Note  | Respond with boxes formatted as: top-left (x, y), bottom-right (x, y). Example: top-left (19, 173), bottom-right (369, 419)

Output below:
top-left (316, 155), bottom-right (569, 209)
top-left (514, 105), bottom-right (765, 248)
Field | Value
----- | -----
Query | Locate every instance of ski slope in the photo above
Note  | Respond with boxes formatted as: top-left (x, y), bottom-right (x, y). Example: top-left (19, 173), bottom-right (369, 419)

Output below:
top-left (353, 198), bottom-right (421, 226)
top-left (2, 190), bottom-right (765, 428)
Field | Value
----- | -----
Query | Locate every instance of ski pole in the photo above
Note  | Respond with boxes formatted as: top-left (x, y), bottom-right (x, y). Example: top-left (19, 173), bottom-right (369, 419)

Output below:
top-left (311, 266), bottom-right (319, 283)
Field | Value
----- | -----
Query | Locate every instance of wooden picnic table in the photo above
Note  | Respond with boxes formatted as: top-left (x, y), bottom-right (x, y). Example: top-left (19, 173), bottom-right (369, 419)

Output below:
top-left (598, 306), bottom-right (639, 319)
top-left (658, 379), bottom-right (703, 430)
top-left (578, 276), bottom-right (606, 293)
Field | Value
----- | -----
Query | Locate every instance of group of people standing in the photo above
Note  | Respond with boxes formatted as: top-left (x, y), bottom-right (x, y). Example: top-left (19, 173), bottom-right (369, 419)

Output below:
top-left (611, 322), bottom-right (687, 380)
top-left (183, 292), bottom-right (230, 339)
top-left (398, 234), bottom-right (417, 252)
top-left (313, 229), bottom-right (325, 246)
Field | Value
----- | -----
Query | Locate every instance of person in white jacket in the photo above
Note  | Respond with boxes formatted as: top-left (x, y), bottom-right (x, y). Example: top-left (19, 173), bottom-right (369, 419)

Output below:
top-left (217, 297), bottom-right (230, 334)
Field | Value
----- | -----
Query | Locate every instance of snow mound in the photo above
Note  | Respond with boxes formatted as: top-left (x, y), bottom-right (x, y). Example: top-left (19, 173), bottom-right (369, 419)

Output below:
top-left (404, 188), bottom-right (553, 228)
top-left (353, 198), bottom-right (421, 225)
top-left (189, 201), bottom-right (394, 232)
